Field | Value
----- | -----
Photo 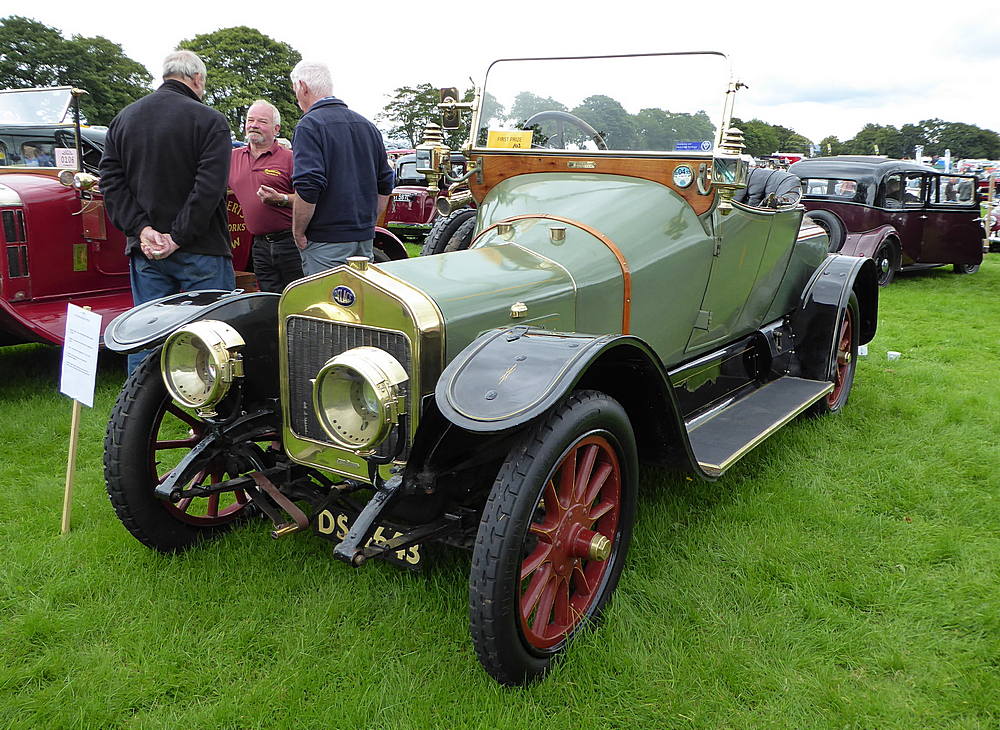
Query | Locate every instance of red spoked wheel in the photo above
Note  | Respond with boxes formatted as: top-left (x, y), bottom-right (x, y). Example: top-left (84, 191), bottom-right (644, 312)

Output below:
top-left (470, 391), bottom-right (637, 686)
top-left (105, 350), bottom-right (273, 551)
top-left (519, 434), bottom-right (621, 649)
top-left (149, 401), bottom-right (253, 526)
top-left (812, 292), bottom-right (859, 416)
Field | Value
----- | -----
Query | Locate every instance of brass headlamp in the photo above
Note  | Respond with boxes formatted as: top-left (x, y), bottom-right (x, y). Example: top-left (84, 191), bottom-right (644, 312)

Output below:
top-left (312, 346), bottom-right (408, 453)
top-left (161, 320), bottom-right (245, 416)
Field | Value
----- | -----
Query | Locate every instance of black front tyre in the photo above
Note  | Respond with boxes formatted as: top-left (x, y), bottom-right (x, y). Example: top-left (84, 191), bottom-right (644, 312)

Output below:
top-left (469, 390), bottom-right (638, 685)
top-left (952, 262), bottom-right (980, 275)
top-left (442, 215), bottom-right (477, 253)
top-left (104, 350), bottom-right (266, 552)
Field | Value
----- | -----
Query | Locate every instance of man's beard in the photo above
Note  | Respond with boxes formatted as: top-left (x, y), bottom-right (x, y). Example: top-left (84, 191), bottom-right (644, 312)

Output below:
top-left (247, 131), bottom-right (266, 145)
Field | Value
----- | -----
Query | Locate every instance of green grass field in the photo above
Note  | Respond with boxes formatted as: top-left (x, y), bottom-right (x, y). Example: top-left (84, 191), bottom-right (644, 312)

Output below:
top-left (1, 258), bottom-right (997, 729)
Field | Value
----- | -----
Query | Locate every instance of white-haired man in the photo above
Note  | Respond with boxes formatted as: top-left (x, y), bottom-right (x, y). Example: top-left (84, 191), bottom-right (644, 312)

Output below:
top-left (100, 49), bottom-right (235, 374)
top-left (229, 99), bottom-right (303, 293)
top-left (288, 60), bottom-right (394, 274)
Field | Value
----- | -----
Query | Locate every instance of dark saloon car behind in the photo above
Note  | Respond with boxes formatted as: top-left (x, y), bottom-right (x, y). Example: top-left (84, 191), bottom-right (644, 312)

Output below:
top-left (790, 156), bottom-right (983, 286)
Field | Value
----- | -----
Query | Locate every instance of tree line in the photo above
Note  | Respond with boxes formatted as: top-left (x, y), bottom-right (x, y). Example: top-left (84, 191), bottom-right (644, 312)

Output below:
top-left (3, 16), bottom-right (999, 161)
top-left (0, 17), bottom-right (301, 133)
top-left (378, 85), bottom-right (716, 152)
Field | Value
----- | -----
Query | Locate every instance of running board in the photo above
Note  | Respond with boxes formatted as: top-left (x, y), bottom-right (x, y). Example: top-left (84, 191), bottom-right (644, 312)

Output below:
top-left (687, 377), bottom-right (833, 477)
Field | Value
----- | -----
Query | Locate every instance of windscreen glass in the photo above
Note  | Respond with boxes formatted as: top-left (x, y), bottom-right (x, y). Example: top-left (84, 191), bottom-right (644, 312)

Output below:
top-left (476, 53), bottom-right (730, 154)
top-left (0, 88), bottom-right (74, 124)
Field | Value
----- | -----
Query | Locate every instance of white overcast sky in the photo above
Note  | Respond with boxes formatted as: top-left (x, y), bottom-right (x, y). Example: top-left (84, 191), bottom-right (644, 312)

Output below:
top-left (8, 0), bottom-right (999, 145)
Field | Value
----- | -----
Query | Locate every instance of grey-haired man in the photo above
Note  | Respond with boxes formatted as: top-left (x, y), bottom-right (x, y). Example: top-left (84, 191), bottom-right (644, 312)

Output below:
top-left (100, 49), bottom-right (235, 373)
top-left (289, 60), bottom-right (394, 274)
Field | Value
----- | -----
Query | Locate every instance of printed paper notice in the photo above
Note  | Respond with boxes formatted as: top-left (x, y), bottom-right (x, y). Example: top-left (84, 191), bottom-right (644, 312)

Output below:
top-left (54, 147), bottom-right (78, 169)
top-left (487, 130), bottom-right (533, 149)
top-left (59, 304), bottom-right (102, 407)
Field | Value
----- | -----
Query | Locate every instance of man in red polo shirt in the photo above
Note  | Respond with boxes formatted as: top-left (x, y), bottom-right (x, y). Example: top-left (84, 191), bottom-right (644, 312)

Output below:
top-left (229, 99), bottom-right (303, 293)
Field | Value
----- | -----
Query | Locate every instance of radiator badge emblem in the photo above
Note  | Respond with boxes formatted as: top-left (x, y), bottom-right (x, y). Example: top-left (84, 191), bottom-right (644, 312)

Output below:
top-left (332, 286), bottom-right (356, 307)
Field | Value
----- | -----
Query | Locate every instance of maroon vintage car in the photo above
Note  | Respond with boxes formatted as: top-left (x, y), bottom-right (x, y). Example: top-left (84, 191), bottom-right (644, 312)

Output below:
top-left (0, 87), bottom-right (408, 346)
top-left (790, 156), bottom-right (983, 286)
top-left (384, 151), bottom-right (468, 243)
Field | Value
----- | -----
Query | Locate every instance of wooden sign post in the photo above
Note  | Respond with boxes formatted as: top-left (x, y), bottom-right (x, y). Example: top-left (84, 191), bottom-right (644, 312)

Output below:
top-left (59, 304), bottom-right (102, 535)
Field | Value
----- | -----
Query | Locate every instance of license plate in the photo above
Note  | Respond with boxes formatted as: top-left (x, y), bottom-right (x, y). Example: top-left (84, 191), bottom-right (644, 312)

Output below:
top-left (313, 508), bottom-right (423, 569)
top-left (393, 193), bottom-right (415, 203)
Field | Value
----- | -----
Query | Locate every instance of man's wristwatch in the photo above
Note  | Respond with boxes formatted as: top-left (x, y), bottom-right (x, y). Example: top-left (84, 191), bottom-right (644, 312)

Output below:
top-left (282, 194), bottom-right (290, 207)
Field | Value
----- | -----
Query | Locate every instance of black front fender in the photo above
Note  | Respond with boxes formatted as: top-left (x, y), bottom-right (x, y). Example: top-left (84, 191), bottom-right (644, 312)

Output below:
top-left (435, 327), bottom-right (626, 432)
top-left (104, 289), bottom-right (281, 402)
top-left (104, 290), bottom-right (279, 353)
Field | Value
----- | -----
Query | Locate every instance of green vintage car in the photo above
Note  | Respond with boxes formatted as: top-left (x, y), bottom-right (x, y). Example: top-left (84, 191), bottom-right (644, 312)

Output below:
top-left (102, 52), bottom-right (878, 686)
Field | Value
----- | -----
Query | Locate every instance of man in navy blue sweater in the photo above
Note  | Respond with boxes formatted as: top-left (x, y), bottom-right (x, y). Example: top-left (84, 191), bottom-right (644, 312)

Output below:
top-left (289, 61), bottom-right (394, 275)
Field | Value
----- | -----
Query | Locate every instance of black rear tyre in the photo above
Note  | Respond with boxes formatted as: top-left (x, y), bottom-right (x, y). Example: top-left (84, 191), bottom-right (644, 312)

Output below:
top-left (952, 262), bottom-right (980, 275)
top-left (469, 390), bottom-right (637, 685)
top-left (809, 292), bottom-right (859, 416)
top-left (420, 209), bottom-right (476, 256)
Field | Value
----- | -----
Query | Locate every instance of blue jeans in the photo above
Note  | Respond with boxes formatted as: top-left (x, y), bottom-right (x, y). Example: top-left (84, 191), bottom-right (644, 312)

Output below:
top-left (299, 239), bottom-right (373, 276)
top-left (127, 249), bottom-right (236, 374)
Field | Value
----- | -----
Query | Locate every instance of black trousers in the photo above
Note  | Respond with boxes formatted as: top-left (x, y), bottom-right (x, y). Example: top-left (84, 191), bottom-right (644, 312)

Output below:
top-left (252, 231), bottom-right (304, 294)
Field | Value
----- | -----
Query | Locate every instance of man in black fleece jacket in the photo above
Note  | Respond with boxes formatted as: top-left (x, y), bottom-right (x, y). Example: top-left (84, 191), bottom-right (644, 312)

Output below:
top-left (100, 49), bottom-right (235, 373)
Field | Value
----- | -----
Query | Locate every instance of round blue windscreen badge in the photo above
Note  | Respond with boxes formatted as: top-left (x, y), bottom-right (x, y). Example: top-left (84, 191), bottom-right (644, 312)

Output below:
top-left (332, 285), bottom-right (356, 306)
top-left (673, 165), bottom-right (693, 188)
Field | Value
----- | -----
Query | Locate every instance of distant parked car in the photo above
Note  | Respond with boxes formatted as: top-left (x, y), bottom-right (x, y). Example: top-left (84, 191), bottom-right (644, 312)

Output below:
top-left (384, 152), bottom-right (467, 243)
top-left (988, 199), bottom-right (1000, 253)
top-left (386, 147), bottom-right (414, 166)
top-left (790, 156), bottom-right (983, 286)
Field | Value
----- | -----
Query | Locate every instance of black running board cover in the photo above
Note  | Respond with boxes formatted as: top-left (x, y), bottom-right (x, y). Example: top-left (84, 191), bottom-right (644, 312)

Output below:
top-left (687, 377), bottom-right (833, 477)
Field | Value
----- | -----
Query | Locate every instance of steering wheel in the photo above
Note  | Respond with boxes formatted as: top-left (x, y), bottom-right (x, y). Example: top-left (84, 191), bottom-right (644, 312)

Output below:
top-left (522, 111), bottom-right (609, 151)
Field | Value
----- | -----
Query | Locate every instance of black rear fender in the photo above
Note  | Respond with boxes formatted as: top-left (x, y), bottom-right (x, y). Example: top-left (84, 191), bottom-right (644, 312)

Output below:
top-left (791, 255), bottom-right (878, 381)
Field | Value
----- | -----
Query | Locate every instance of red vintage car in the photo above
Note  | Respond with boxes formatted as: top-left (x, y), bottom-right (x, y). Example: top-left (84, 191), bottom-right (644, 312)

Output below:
top-left (790, 156), bottom-right (984, 286)
top-left (0, 86), bottom-right (407, 346)
top-left (385, 152), bottom-right (468, 243)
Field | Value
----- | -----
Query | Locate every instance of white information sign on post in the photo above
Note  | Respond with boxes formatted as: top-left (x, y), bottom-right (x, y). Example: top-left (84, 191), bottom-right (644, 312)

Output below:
top-left (54, 147), bottom-right (79, 169)
top-left (59, 303), bottom-right (102, 535)
top-left (59, 303), bottom-right (102, 407)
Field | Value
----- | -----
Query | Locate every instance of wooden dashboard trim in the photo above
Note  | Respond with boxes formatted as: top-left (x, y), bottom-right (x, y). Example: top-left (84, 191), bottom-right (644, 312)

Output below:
top-left (468, 153), bottom-right (717, 215)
